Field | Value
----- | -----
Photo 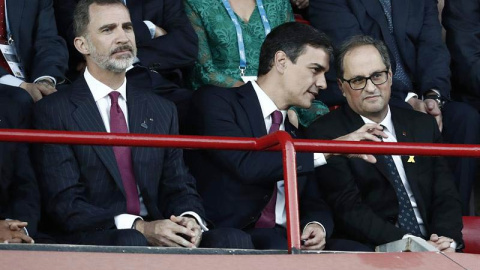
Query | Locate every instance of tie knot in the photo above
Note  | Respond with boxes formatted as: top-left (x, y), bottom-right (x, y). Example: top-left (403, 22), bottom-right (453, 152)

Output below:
top-left (109, 91), bottom-right (121, 104)
top-left (271, 110), bottom-right (283, 125)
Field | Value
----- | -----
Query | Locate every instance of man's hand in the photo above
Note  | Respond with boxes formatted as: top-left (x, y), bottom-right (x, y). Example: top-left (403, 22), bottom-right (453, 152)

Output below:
top-left (290, 0), bottom-right (309, 9)
top-left (154, 26), bottom-right (167, 38)
top-left (0, 220), bottom-right (34, 244)
top-left (301, 223), bottom-right (326, 250)
top-left (170, 215), bottom-right (202, 247)
top-left (325, 123), bottom-right (388, 163)
top-left (134, 217), bottom-right (197, 248)
top-left (20, 82), bottom-right (57, 102)
top-left (427, 234), bottom-right (455, 253)
top-left (407, 97), bottom-right (443, 131)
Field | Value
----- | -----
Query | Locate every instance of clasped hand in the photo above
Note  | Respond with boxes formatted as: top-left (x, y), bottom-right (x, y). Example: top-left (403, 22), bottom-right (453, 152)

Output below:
top-left (135, 215), bottom-right (202, 248)
top-left (0, 220), bottom-right (34, 244)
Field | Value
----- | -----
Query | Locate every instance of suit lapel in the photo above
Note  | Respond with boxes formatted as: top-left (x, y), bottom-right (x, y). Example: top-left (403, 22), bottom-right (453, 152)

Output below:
top-left (126, 85), bottom-right (154, 192)
top-left (70, 77), bottom-right (125, 195)
top-left (6, 0), bottom-right (23, 44)
top-left (390, 107), bottom-right (425, 214)
top-left (238, 82), bottom-right (268, 137)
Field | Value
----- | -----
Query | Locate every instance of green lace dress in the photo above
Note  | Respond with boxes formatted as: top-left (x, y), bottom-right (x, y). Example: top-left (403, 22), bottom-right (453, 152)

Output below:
top-left (184, 0), bottom-right (294, 89)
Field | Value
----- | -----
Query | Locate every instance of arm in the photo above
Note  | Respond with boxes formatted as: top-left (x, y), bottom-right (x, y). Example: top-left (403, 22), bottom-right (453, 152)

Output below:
top-left (443, 0), bottom-right (480, 98)
top-left (191, 88), bottom-right (313, 185)
top-left (184, 0), bottom-right (243, 88)
top-left (133, 0), bottom-right (198, 70)
top-left (30, 0), bottom-right (69, 82)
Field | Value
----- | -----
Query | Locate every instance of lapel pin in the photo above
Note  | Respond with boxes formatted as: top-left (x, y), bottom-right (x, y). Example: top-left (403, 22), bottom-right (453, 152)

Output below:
top-left (149, 118), bottom-right (154, 121)
top-left (407, 156), bottom-right (415, 163)
top-left (141, 121), bottom-right (148, 129)
top-left (290, 130), bottom-right (296, 137)
top-left (402, 131), bottom-right (407, 136)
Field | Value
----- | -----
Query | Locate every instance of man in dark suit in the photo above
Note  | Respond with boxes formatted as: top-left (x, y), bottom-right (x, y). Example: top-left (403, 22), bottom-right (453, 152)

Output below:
top-left (307, 36), bottom-right (463, 252)
top-left (443, 0), bottom-right (480, 109)
top-left (34, 0), bottom-right (249, 248)
top-left (187, 22), bottom-right (386, 251)
top-left (0, 98), bottom-right (39, 244)
top-left (309, 0), bottom-right (480, 215)
top-left (0, 0), bottom-right (68, 114)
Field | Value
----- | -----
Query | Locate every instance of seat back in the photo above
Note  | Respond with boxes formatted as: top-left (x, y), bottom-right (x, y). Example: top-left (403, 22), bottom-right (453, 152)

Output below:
top-left (462, 216), bottom-right (480, 254)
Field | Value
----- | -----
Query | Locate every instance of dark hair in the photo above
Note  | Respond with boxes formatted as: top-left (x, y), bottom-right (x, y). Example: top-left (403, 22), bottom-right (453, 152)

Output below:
top-left (257, 22), bottom-right (333, 76)
top-left (335, 35), bottom-right (391, 79)
top-left (73, 0), bottom-right (126, 37)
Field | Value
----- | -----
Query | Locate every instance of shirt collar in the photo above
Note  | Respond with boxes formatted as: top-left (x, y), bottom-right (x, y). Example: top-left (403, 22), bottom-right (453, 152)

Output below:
top-left (251, 81), bottom-right (286, 120)
top-left (84, 67), bottom-right (127, 102)
top-left (360, 106), bottom-right (395, 137)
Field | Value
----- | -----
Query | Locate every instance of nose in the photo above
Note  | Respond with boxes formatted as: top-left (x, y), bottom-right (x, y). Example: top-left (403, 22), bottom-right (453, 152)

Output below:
top-left (115, 29), bottom-right (130, 44)
top-left (363, 78), bottom-right (376, 92)
top-left (315, 74), bottom-right (327, 90)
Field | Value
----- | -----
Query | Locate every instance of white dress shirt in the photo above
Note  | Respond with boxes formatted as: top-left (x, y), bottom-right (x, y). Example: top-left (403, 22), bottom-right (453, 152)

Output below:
top-left (360, 106), bottom-right (426, 236)
top-left (251, 81), bottom-right (325, 231)
top-left (84, 68), bottom-right (207, 231)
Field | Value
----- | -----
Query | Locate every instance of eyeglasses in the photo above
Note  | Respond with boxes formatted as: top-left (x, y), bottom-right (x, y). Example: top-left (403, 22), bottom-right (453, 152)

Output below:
top-left (341, 70), bottom-right (389, 90)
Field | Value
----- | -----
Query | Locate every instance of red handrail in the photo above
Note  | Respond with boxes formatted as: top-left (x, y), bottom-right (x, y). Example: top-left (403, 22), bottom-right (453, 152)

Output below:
top-left (1, 129), bottom-right (480, 254)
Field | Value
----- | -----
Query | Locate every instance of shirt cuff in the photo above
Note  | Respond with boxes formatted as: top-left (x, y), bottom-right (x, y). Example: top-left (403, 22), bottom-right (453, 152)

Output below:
top-left (313, 153), bottom-right (327, 167)
top-left (143, 20), bottom-right (156, 39)
top-left (34, 76), bottom-right (56, 86)
top-left (0, 74), bottom-right (24, 87)
top-left (180, 211), bottom-right (209, 232)
top-left (304, 221), bottom-right (326, 236)
top-left (405, 92), bottom-right (418, 102)
top-left (114, 214), bottom-right (143, 229)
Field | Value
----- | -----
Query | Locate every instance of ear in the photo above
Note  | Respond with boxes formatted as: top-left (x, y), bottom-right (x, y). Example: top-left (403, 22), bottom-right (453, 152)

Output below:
top-left (337, 78), bottom-right (346, 97)
top-left (274, 50), bottom-right (288, 74)
top-left (74, 36), bottom-right (90, 56)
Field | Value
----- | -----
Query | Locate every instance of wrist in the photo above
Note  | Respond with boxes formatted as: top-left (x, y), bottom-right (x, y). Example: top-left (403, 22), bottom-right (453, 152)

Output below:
top-left (36, 79), bottom-right (55, 88)
top-left (133, 219), bottom-right (144, 233)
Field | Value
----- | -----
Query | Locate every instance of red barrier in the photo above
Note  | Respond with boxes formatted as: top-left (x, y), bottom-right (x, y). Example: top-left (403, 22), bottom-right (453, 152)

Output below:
top-left (1, 129), bottom-right (479, 254)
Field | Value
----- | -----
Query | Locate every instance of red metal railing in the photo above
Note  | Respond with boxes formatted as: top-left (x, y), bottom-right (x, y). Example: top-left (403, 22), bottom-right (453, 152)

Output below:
top-left (1, 129), bottom-right (480, 254)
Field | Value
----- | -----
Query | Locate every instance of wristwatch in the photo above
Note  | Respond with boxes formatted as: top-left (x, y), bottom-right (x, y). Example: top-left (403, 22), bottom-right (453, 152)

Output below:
top-left (423, 93), bottom-right (445, 109)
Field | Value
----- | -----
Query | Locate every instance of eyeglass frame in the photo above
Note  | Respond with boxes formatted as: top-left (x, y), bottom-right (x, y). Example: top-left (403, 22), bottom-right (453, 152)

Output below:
top-left (340, 70), bottom-right (390, 90)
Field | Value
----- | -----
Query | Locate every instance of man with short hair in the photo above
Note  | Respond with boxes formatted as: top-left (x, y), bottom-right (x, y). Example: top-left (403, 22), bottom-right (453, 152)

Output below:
top-left (187, 22), bottom-right (385, 251)
top-left (307, 35), bottom-right (463, 252)
top-left (34, 0), bottom-right (249, 248)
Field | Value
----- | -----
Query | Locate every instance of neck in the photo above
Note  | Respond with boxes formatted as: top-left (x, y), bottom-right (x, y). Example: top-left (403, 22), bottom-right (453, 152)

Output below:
top-left (363, 110), bottom-right (388, 124)
top-left (256, 74), bottom-right (289, 110)
top-left (86, 63), bottom-right (126, 90)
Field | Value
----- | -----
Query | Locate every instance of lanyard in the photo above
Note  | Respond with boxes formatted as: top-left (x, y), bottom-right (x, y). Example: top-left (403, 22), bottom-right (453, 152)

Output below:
top-left (4, 0), bottom-right (12, 44)
top-left (221, 0), bottom-right (271, 76)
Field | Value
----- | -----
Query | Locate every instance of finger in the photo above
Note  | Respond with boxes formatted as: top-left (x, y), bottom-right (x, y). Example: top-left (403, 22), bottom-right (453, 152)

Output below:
top-left (166, 232), bottom-right (195, 248)
top-left (9, 222), bottom-right (28, 231)
top-left (12, 231), bottom-right (34, 243)
top-left (430, 234), bottom-right (439, 242)
top-left (169, 222), bottom-right (196, 238)
top-left (35, 84), bottom-right (56, 95)
top-left (354, 154), bottom-right (377, 164)
top-left (300, 227), bottom-right (313, 241)
top-left (26, 88), bottom-right (42, 102)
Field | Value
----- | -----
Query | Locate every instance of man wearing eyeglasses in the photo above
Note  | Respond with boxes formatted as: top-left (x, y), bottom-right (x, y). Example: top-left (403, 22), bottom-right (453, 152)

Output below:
top-left (306, 35), bottom-right (463, 252)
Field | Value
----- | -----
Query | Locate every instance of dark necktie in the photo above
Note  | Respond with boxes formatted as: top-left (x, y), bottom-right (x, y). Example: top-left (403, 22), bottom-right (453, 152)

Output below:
top-left (380, 126), bottom-right (422, 236)
top-left (0, 0), bottom-right (12, 74)
top-left (255, 110), bottom-right (283, 228)
top-left (377, 0), bottom-right (413, 92)
top-left (109, 91), bottom-right (140, 215)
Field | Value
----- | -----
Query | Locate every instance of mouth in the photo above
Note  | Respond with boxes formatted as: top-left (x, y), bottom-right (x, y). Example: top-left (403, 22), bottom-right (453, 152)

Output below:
top-left (111, 46), bottom-right (133, 57)
top-left (306, 89), bottom-right (318, 99)
top-left (363, 95), bottom-right (380, 101)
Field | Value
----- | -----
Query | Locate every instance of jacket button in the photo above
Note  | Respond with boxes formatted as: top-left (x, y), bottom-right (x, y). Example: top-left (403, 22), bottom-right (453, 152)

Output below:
top-left (263, 195), bottom-right (269, 201)
top-left (297, 165), bottom-right (303, 171)
top-left (250, 216), bottom-right (255, 221)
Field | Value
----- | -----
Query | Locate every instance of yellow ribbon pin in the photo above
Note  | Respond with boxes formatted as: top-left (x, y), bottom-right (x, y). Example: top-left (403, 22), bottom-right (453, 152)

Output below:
top-left (407, 156), bottom-right (415, 163)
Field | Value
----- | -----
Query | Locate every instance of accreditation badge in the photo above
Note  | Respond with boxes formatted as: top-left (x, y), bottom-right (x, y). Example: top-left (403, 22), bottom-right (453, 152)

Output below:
top-left (0, 43), bottom-right (25, 79)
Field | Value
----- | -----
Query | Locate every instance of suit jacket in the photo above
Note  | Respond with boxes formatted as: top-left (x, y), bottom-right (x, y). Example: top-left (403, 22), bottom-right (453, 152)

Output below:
top-left (0, 99), bottom-right (39, 236)
top-left (33, 76), bottom-right (204, 236)
top-left (54, 0), bottom-right (197, 73)
top-left (1, 0), bottom-right (68, 82)
top-left (306, 105), bottom-right (463, 247)
top-left (443, 0), bottom-right (480, 108)
top-left (309, 0), bottom-right (451, 107)
top-left (186, 82), bottom-right (334, 236)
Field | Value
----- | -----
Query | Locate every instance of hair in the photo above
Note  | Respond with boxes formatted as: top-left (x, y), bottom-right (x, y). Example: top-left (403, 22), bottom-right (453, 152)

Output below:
top-left (73, 0), bottom-right (127, 37)
top-left (335, 35), bottom-right (391, 79)
top-left (257, 22), bottom-right (333, 76)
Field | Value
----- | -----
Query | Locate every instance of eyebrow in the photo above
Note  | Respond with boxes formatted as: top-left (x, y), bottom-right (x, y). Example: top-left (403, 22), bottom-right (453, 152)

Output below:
top-left (98, 21), bottom-right (133, 31)
top-left (348, 69), bottom-right (387, 79)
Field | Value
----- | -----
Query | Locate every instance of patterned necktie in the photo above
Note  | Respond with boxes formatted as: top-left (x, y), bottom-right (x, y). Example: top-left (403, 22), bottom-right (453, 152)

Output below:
top-left (109, 91), bottom-right (140, 215)
top-left (255, 110), bottom-right (283, 228)
top-left (377, 0), bottom-right (413, 92)
top-left (0, 0), bottom-right (12, 74)
top-left (380, 125), bottom-right (422, 236)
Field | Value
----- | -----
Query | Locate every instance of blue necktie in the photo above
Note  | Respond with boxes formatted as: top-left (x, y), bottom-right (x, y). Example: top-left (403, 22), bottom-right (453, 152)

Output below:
top-left (380, 125), bottom-right (422, 236)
